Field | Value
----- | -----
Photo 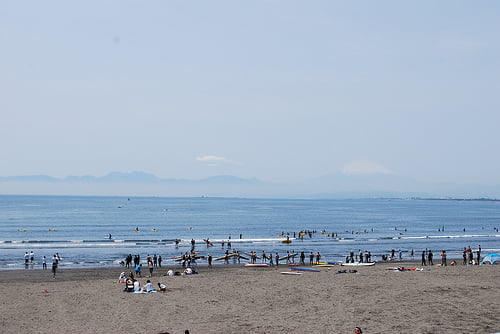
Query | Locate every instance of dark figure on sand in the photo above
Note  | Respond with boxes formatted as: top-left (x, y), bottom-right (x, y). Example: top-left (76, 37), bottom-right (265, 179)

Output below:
top-left (428, 250), bottom-right (433, 265)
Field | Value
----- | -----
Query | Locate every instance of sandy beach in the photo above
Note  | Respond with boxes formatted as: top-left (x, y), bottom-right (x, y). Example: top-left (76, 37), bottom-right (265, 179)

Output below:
top-left (0, 262), bottom-right (499, 334)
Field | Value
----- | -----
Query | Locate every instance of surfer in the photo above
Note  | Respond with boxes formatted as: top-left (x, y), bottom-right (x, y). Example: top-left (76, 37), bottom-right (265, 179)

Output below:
top-left (108, 233), bottom-right (112, 239)
top-left (135, 227), bottom-right (139, 232)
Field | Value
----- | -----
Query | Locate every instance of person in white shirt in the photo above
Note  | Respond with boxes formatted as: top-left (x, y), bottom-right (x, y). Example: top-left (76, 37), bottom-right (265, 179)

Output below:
top-left (144, 280), bottom-right (154, 292)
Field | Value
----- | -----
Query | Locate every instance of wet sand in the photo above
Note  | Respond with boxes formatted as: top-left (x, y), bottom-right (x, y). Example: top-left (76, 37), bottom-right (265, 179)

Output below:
top-left (0, 261), bottom-right (499, 334)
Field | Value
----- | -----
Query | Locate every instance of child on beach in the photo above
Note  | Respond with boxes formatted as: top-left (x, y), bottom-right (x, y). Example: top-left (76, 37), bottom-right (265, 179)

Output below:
top-left (135, 263), bottom-right (142, 277)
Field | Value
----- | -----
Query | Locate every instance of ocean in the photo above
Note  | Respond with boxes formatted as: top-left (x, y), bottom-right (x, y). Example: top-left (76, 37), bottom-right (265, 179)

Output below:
top-left (0, 195), bottom-right (499, 269)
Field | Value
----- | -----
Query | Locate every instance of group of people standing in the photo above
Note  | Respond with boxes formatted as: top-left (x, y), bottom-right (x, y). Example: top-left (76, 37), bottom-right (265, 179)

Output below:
top-left (23, 251), bottom-right (61, 277)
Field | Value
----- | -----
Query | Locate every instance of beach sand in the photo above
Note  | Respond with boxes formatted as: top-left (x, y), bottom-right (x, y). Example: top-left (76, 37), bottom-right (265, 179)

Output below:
top-left (0, 262), bottom-right (499, 334)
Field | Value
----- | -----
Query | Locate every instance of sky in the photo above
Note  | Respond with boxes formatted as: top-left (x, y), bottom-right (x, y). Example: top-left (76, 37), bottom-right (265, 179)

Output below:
top-left (2, 1), bottom-right (500, 187)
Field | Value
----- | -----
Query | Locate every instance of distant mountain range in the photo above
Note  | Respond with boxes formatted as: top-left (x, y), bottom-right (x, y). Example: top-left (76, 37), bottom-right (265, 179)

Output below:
top-left (1, 171), bottom-right (500, 199)
top-left (0, 171), bottom-right (263, 185)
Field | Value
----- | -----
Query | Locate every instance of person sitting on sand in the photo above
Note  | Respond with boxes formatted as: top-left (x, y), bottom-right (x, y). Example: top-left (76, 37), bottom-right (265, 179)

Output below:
top-left (144, 279), bottom-right (154, 293)
top-left (125, 278), bottom-right (135, 292)
top-left (133, 280), bottom-right (140, 292)
top-left (166, 269), bottom-right (174, 276)
top-left (183, 267), bottom-right (193, 275)
top-left (118, 272), bottom-right (126, 283)
top-left (157, 282), bottom-right (167, 292)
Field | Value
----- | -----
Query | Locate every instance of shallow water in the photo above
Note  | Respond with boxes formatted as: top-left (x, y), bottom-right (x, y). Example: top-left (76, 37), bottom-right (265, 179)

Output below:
top-left (1, 195), bottom-right (498, 269)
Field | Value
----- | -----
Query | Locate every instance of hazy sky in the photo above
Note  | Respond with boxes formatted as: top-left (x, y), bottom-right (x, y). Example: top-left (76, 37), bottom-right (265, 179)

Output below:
top-left (2, 1), bottom-right (500, 185)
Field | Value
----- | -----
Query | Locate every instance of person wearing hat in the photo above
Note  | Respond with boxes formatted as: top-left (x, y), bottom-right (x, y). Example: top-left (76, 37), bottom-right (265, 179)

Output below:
top-left (354, 327), bottom-right (363, 334)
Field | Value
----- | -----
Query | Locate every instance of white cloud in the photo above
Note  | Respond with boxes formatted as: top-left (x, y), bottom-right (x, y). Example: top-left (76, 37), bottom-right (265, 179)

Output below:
top-left (341, 160), bottom-right (393, 175)
top-left (196, 155), bottom-right (228, 163)
top-left (196, 155), bottom-right (239, 166)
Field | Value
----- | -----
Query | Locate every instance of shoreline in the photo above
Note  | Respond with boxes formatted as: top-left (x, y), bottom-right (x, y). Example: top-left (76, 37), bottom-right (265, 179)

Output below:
top-left (1, 261), bottom-right (499, 333)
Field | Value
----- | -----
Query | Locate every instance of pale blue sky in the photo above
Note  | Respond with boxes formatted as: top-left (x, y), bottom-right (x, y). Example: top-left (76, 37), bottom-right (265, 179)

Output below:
top-left (2, 1), bottom-right (500, 185)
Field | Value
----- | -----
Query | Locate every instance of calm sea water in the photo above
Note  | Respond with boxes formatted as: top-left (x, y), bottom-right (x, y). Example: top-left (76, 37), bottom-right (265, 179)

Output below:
top-left (0, 195), bottom-right (499, 269)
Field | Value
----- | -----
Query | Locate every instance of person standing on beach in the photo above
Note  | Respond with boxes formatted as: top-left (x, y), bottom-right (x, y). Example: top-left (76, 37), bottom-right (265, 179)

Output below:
top-left (148, 261), bottom-right (154, 277)
top-left (309, 252), bottom-right (314, 266)
top-left (441, 250), bottom-right (447, 266)
top-left (275, 252), bottom-right (279, 267)
top-left (42, 256), bottom-right (47, 270)
top-left (316, 252), bottom-right (321, 265)
top-left (421, 251), bottom-right (426, 266)
top-left (51, 254), bottom-right (58, 278)
top-left (207, 254), bottom-right (212, 268)
top-left (428, 250), bottom-right (433, 265)
top-left (30, 251), bottom-right (35, 263)
top-left (24, 252), bottom-right (29, 266)
top-left (477, 245), bottom-right (481, 264)
top-left (300, 251), bottom-right (305, 265)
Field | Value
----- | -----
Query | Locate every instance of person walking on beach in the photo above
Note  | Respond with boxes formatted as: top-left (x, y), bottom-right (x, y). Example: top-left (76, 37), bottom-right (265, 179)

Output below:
top-left (148, 260), bottom-right (154, 277)
top-left (135, 263), bottom-right (142, 277)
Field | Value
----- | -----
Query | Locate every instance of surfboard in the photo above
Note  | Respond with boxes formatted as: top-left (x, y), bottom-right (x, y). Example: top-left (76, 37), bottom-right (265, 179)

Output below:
top-left (214, 254), bottom-right (237, 261)
top-left (340, 262), bottom-right (375, 266)
top-left (203, 239), bottom-right (214, 246)
top-left (18, 229), bottom-right (26, 232)
top-left (151, 229), bottom-right (158, 232)
top-left (281, 239), bottom-right (292, 244)
top-left (244, 263), bottom-right (270, 267)
top-left (280, 271), bottom-right (302, 275)
top-left (313, 264), bottom-right (335, 267)
top-left (48, 229), bottom-right (58, 232)
top-left (290, 267), bottom-right (320, 272)
top-left (243, 252), bottom-right (261, 259)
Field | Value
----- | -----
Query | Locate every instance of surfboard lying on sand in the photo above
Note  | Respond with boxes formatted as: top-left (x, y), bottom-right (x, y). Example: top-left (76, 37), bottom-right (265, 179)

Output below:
top-left (290, 267), bottom-right (320, 272)
top-left (313, 264), bottom-right (335, 267)
top-left (244, 263), bottom-right (270, 267)
top-left (340, 262), bottom-right (375, 266)
top-left (280, 271), bottom-right (302, 275)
